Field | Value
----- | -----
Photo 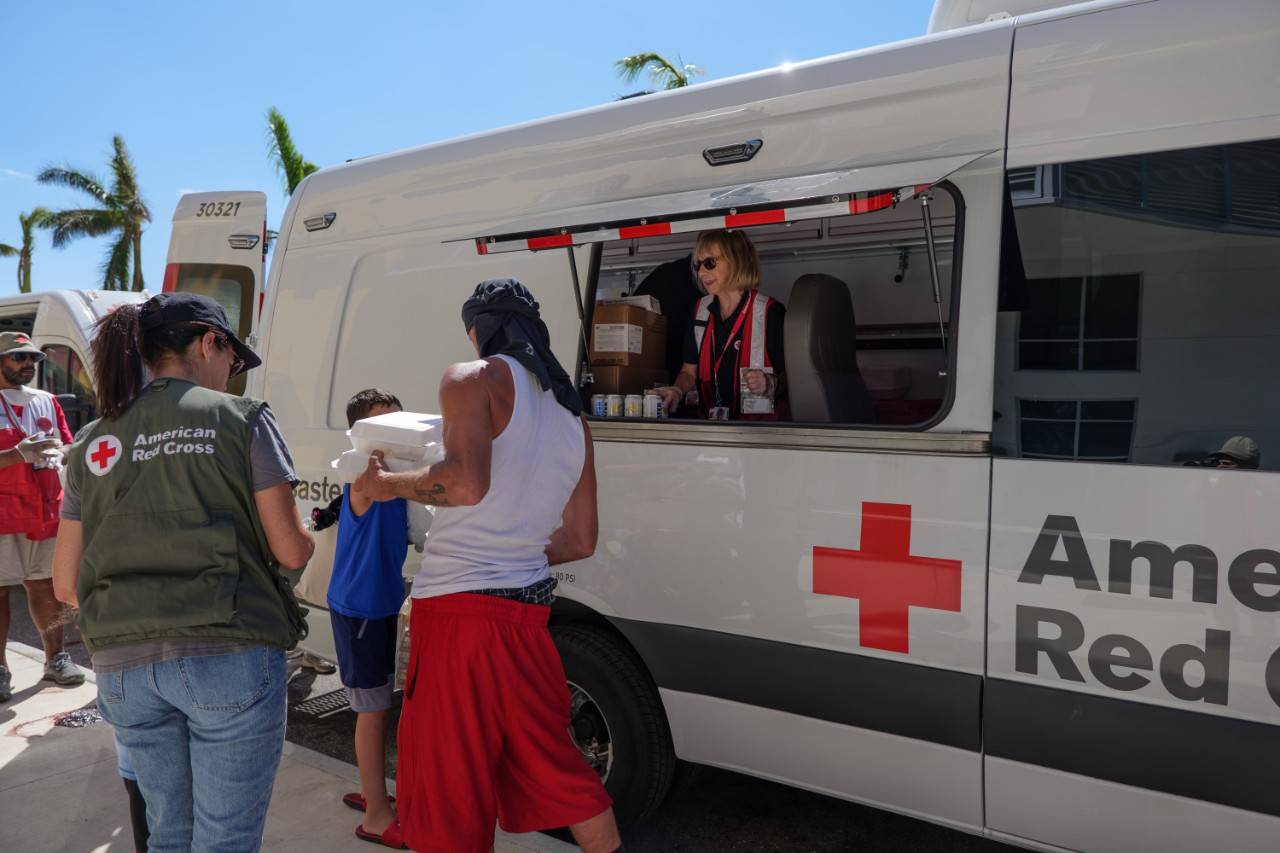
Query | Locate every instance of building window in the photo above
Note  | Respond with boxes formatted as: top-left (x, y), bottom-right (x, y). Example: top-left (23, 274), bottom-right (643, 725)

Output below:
top-left (1019, 400), bottom-right (1137, 462)
top-left (1017, 275), bottom-right (1140, 371)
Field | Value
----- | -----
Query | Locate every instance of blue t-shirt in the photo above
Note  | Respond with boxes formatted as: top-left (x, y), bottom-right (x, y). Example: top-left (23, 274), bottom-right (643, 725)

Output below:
top-left (326, 486), bottom-right (409, 619)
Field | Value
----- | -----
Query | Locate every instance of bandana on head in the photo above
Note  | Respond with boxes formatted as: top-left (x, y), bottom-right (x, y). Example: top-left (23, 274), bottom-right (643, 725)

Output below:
top-left (461, 279), bottom-right (582, 416)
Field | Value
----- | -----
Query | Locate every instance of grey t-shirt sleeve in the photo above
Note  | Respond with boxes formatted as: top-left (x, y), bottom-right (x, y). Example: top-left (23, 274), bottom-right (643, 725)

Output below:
top-left (60, 469), bottom-right (81, 521)
top-left (251, 404), bottom-right (298, 491)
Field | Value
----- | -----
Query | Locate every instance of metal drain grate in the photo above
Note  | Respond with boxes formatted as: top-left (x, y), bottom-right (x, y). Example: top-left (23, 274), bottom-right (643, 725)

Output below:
top-left (291, 689), bottom-right (351, 718)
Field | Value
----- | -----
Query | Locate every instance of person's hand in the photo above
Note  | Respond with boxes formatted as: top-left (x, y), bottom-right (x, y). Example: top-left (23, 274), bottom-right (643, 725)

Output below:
top-left (655, 386), bottom-right (682, 414)
top-left (15, 434), bottom-right (61, 464)
top-left (744, 370), bottom-right (768, 395)
top-left (353, 451), bottom-right (396, 502)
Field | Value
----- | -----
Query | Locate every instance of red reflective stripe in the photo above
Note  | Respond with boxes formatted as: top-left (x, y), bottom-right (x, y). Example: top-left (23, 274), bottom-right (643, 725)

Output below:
top-left (259, 292), bottom-right (265, 319)
top-left (618, 222), bottom-right (672, 239)
top-left (914, 183), bottom-right (931, 195)
top-left (850, 192), bottom-right (894, 215)
top-left (162, 263), bottom-right (179, 292)
top-left (526, 234), bottom-right (574, 250)
top-left (725, 209), bottom-right (785, 228)
top-left (476, 242), bottom-right (489, 255)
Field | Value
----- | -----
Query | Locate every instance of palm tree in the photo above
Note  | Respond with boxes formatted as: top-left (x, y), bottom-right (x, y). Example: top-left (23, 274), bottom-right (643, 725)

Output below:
top-left (0, 209), bottom-right (51, 293)
top-left (615, 52), bottom-right (703, 94)
top-left (267, 107), bottom-right (318, 195)
top-left (37, 136), bottom-right (151, 291)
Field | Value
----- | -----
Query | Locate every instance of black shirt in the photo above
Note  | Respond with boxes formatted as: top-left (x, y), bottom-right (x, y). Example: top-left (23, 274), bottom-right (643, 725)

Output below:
top-left (634, 256), bottom-right (703, 380)
top-left (682, 293), bottom-right (786, 417)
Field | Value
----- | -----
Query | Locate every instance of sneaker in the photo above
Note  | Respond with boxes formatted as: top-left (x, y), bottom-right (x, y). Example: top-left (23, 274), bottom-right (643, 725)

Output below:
top-left (42, 652), bottom-right (86, 686)
top-left (0, 666), bottom-right (11, 702)
top-left (288, 649), bottom-right (337, 675)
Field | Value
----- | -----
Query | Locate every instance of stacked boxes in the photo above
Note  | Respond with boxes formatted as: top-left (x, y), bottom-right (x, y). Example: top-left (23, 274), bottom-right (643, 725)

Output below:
top-left (587, 298), bottom-right (669, 396)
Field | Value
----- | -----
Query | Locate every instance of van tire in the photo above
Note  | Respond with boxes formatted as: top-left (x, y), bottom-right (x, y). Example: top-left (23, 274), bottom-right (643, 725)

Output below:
top-left (552, 624), bottom-right (675, 827)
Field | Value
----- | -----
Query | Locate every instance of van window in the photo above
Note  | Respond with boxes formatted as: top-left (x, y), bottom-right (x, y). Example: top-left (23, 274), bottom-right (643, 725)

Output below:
top-left (39, 345), bottom-right (95, 433)
top-left (167, 263), bottom-right (253, 394)
top-left (583, 186), bottom-right (961, 428)
top-left (994, 138), bottom-right (1280, 470)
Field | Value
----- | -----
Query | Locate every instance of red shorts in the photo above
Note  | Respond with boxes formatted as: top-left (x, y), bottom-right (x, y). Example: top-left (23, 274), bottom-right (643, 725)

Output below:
top-left (396, 593), bottom-right (612, 852)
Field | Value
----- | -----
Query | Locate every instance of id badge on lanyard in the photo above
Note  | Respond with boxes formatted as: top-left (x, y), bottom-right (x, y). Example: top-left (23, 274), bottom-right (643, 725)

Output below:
top-left (708, 294), bottom-right (752, 421)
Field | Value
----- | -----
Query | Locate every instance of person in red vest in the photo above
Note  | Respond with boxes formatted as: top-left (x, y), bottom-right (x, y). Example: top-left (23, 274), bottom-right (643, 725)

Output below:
top-left (655, 229), bottom-right (788, 420)
top-left (0, 332), bottom-right (83, 702)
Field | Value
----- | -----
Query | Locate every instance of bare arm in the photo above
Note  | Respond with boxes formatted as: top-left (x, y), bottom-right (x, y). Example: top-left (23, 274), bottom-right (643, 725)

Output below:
top-left (355, 364), bottom-right (494, 507)
top-left (52, 520), bottom-right (83, 607)
top-left (255, 482), bottom-right (315, 570)
top-left (546, 418), bottom-right (598, 566)
top-left (657, 363), bottom-right (698, 413)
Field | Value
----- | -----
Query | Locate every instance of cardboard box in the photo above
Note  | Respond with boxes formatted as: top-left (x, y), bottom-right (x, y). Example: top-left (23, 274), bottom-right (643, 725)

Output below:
top-left (584, 366), bottom-right (670, 397)
top-left (600, 294), bottom-right (661, 313)
top-left (590, 304), bottom-right (667, 368)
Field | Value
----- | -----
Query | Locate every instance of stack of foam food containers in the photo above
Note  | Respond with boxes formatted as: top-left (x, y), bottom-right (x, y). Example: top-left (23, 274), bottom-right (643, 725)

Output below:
top-left (331, 411), bottom-right (444, 482)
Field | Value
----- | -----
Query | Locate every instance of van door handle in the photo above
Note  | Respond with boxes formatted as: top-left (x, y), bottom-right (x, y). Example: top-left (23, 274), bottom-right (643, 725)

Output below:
top-left (304, 212), bottom-right (336, 232)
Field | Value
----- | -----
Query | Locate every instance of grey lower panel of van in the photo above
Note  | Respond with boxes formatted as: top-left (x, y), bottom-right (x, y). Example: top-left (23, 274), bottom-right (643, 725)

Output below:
top-left (610, 617), bottom-right (982, 752)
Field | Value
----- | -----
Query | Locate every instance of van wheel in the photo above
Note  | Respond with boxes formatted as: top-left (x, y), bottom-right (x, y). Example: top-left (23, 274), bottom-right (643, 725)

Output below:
top-left (552, 624), bottom-right (674, 827)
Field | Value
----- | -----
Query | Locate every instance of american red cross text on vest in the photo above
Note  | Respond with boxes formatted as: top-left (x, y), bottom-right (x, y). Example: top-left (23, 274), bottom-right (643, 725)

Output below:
top-left (812, 502), bottom-right (962, 654)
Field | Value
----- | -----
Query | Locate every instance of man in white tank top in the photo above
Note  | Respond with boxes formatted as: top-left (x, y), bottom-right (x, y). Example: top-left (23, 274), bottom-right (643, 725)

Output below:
top-left (356, 280), bottom-right (620, 853)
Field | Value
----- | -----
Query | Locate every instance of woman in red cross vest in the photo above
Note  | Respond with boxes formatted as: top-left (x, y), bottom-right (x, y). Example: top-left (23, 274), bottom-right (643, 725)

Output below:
top-left (656, 229), bottom-right (788, 420)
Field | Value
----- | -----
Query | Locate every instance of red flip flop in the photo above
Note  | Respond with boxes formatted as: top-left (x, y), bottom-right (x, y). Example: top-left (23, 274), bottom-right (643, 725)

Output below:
top-left (354, 820), bottom-right (408, 849)
top-left (342, 792), bottom-right (396, 812)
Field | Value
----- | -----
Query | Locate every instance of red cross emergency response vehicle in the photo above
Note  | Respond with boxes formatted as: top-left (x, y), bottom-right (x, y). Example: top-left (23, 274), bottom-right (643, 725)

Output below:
top-left (166, 1), bottom-right (1280, 849)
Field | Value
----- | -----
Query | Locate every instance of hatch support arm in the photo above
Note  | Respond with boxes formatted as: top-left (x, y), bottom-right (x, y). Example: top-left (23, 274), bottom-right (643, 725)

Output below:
top-left (920, 192), bottom-right (948, 377)
top-left (566, 247), bottom-right (593, 386)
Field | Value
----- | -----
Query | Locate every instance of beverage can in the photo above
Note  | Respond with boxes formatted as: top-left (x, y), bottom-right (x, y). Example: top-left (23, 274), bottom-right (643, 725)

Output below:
top-left (624, 394), bottom-right (644, 418)
top-left (605, 394), bottom-right (624, 417)
top-left (643, 392), bottom-right (661, 419)
top-left (590, 394), bottom-right (607, 417)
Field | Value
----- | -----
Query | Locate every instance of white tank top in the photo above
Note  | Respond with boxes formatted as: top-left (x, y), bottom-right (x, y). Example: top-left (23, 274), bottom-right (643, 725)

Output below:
top-left (412, 355), bottom-right (585, 598)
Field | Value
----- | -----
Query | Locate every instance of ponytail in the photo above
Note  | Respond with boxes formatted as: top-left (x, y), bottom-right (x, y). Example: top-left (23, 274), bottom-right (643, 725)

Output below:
top-left (92, 304), bottom-right (145, 420)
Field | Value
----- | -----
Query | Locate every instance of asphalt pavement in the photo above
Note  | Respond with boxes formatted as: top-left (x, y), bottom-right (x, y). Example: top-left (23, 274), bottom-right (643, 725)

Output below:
top-left (5, 587), bottom-right (1014, 852)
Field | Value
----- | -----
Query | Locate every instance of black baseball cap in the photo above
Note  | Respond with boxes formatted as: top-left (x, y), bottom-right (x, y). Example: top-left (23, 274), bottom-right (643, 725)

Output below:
top-left (139, 292), bottom-right (261, 374)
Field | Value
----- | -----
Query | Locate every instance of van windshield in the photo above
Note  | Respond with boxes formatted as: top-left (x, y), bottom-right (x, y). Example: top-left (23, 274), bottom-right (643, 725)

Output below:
top-left (166, 263), bottom-right (254, 395)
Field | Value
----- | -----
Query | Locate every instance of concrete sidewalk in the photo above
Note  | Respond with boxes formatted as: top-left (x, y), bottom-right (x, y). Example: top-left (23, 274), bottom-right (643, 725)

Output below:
top-left (0, 641), bottom-right (574, 853)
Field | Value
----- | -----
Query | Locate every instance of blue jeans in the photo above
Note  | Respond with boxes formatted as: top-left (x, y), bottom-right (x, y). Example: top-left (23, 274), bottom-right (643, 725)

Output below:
top-left (96, 647), bottom-right (287, 853)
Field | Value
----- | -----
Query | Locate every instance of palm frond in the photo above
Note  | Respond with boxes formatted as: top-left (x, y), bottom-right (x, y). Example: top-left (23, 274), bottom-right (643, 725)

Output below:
top-left (615, 52), bottom-right (698, 90)
top-left (19, 208), bottom-right (50, 248)
top-left (266, 107), bottom-right (317, 195)
top-left (106, 136), bottom-right (152, 224)
top-left (101, 231), bottom-right (132, 292)
top-left (41, 208), bottom-right (122, 249)
top-left (0, 243), bottom-right (18, 257)
top-left (36, 166), bottom-right (111, 203)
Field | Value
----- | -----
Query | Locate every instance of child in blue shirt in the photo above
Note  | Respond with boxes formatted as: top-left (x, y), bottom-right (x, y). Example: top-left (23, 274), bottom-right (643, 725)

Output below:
top-left (327, 388), bottom-right (410, 847)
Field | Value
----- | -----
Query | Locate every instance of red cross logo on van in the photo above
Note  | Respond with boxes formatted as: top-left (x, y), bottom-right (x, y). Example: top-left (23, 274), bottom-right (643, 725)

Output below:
top-left (812, 502), bottom-right (962, 654)
top-left (87, 435), bottom-right (122, 476)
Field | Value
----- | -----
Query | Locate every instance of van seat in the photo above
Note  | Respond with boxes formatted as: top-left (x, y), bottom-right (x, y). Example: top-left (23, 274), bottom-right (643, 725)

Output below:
top-left (783, 274), bottom-right (877, 424)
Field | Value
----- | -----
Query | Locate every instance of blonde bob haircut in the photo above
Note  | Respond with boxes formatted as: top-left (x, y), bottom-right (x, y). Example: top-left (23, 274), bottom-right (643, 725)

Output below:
top-left (694, 229), bottom-right (761, 292)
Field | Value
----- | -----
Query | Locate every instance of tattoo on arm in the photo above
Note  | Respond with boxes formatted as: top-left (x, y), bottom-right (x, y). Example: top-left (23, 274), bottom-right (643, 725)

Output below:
top-left (414, 482), bottom-right (450, 506)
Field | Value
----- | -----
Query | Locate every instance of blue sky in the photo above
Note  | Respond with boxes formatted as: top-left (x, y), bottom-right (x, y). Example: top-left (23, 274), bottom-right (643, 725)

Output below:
top-left (0, 1), bottom-right (935, 298)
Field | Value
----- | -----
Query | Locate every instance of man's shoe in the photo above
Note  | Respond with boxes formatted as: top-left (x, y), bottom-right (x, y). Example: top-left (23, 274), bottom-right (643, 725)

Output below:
top-left (0, 666), bottom-right (11, 702)
top-left (42, 652), bottom-right (86, 686)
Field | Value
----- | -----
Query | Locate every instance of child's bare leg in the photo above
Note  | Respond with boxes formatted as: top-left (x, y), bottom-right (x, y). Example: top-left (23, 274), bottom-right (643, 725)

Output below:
top-left (570, 806), bottom-right (621, 853)
top-left (355, 710), bottom-right (395, 833)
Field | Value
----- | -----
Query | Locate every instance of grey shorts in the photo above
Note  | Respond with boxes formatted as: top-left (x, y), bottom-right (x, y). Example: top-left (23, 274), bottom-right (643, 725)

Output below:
top-left (0, 534), bottom-right (55, 586)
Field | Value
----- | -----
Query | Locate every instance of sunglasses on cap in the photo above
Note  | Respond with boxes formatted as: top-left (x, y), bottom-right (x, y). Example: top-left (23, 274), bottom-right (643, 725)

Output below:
top-left (691, 256), bottom-right (721, 272)
top-left (3, 352), bottom-right (44, 364)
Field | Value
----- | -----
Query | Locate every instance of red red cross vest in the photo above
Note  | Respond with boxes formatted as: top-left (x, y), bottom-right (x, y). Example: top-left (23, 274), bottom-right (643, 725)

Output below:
top-left (693, 290), bottom-right (788, 421)
top-left (0, 387), bottom-right (72, 540)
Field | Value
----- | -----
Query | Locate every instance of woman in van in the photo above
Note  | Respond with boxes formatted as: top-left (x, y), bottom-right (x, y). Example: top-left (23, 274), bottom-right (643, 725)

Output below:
top-left (656, 228), bottom-right (789, 420)
top-left (51, 292), bottom-right (313, 852)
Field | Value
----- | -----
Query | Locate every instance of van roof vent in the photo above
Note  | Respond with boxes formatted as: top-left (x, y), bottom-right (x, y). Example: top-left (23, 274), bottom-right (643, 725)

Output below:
top-left (927, 0), bottom-right (1090, 33)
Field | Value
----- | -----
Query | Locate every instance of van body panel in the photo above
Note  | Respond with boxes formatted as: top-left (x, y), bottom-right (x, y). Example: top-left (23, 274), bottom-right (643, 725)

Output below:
top-left (283, 25), bottom-right (1013, 251)
top-left (662, 689), bottom-right (984, 829)
top-left (1007, 0), bottom-right (1280, 168)
top-left (985, 757), bottom-right (1280, 853)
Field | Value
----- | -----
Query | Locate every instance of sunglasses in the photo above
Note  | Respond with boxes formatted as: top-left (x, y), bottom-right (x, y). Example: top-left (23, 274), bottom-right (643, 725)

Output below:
top-left (691, 256), bottom-right (721, 272)
top-left (3, 352), bottom-right (44, 364)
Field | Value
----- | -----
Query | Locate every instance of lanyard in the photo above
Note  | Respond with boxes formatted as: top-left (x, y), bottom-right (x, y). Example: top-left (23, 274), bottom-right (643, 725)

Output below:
top-left (708, 292), bottom-right (753, 408)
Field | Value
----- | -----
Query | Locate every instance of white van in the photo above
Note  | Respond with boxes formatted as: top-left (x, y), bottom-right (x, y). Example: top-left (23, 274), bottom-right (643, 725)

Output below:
top-left (0, 289), bottom-right (147, 430)
top-left (209, 0), bottom-right (1280, 848)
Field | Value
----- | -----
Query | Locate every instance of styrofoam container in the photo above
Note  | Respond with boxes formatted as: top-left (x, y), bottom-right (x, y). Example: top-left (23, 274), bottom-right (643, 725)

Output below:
top-left (331, 444), bottom-right (444, 484)
top-left (348, 411), bottom-right (443, 462)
